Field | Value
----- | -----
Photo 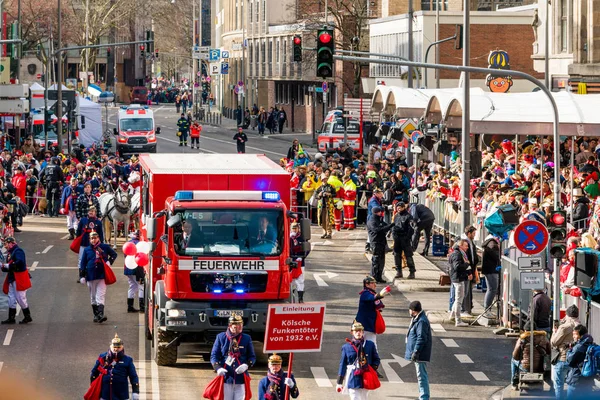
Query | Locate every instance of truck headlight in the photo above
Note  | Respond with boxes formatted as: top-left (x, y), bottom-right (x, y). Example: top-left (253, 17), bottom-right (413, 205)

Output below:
top-left (167, 309), bottom-right (186, 318)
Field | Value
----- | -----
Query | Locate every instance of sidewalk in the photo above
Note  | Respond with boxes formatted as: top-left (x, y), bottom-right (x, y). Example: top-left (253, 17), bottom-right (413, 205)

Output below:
top-left (364, 235), bottom-right (489, 326)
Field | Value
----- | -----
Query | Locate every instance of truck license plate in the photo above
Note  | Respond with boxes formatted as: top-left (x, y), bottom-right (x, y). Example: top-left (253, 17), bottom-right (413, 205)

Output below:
top-left (133, 145), bottom-right (143, 148)
top-left (214, 310), bottom-right (243, 318)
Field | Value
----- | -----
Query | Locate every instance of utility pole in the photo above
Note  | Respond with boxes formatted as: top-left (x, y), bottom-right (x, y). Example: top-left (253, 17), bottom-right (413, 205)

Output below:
top-left (240, 0), bottom-right (245, 113)
top-left (407, 0), bottom-right (413, 88)
top-left (460, 0), bottom-right (470, 232)
top-left (85, 0), bottom-right (89, 90)
top-left (435, 0), bottom-right (440, 88)
top-left (192, 0), bottom-right (197, 114)
top-left (57, 0), bottom-right (63, 152)
top-left (16, 0), bottom-right (21, 82)
top-left (544, 0), bottom-right (549, 89)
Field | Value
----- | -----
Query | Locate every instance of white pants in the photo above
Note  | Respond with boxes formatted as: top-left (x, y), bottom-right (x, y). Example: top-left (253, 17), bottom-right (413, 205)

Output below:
top-left (78, 247), bottom-right (85, 269)
top-left (349, 388), bottom-right (369, 400)
top-left (87, 279), bottom-right (107, 306)
top-left (292, 267), bottom-right (305, 291)
top-left (127, 275), bottom-right (143, 299)
top-left (8, 281), bottom-right (28, 309)
top-left (66, 210), bottom-right (78, 230)
top-left (223, 383), bottom-right (245, 400)
top-left (451, 282), bottom-right (466, 323)
top-left (363, 331), bottom-right (377, 349)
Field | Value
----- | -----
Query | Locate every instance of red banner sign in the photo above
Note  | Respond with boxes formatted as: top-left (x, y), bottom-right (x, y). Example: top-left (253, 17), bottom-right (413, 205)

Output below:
top-left (263, 302), bottom-right (326, 353)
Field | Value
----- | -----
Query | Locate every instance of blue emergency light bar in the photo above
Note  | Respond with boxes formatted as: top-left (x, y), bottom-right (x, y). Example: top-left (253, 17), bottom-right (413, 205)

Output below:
top-left (174, 190), bottom-right (280, 202)
top-left (174, 191), bottom-right (194, 201)
top-left (262, 192), bottom-right (280, 201)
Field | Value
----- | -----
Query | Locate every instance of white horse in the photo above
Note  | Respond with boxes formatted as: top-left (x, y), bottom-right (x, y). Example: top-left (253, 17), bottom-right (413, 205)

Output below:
top-left (99, 188), bottom-right (132, 248)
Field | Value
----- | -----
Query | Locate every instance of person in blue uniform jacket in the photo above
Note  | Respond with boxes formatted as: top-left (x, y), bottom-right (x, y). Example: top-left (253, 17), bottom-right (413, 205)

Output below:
top-left (0, 237), bottom-right (32, 325)
top-left (355, 275), bottom-right (391, 347)
top-left (91, 333), bottom-right (140, 400)
top-left (258, 354), bottom-right (299, 399)
top-left (405, 300), bottom-right (432, 400)
top-left (210, 314), bottom-right (256, 400)
top-left (336, 322), bottom-right (381, 400)
top-left (80, 231), bottom-right (117, 323)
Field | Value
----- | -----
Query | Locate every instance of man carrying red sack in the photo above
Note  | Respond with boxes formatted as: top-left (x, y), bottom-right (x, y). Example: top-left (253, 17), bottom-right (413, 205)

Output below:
top-left (1, 237), bottom-right (32, 325)
top-left (336, 322), bottom-right (381, 399)
top-left (258, 354), bottom-right (299, 399)
top-left (79, 231), bottom-right (117, 323)
top-left (355, 276), bottom-right (391, 347)
top-left (210, 314), bottom-right (256, 400)
top-left (89, 333), bottom-right (140, 400)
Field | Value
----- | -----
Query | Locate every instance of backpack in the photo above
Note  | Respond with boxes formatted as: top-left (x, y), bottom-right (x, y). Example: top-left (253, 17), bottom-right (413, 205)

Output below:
top-left (581, 343), bottom-right (600, 378)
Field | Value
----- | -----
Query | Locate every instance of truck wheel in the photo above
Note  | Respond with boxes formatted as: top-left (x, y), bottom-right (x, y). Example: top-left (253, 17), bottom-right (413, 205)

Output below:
top-left (153, 325), bottom-right (178, 366)
top-left (144, 282), bottom-right (152, 341)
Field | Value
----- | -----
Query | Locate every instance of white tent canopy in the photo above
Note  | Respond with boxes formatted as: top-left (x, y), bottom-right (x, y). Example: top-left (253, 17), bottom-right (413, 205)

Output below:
top-left (77, 97), bottom-right (102, 147)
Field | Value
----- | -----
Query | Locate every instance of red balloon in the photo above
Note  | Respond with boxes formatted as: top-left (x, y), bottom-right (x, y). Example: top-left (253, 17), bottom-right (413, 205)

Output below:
top-left (135, 252), bottom-right (149, 267)
top-left (122, 242), bottom-right (137, 256)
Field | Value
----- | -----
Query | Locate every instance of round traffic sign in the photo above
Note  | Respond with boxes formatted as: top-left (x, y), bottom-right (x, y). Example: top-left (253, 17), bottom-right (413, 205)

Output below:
top-left (410, 130), bottom-right (422, 144)
top-left (322, 81), bottom-right (328, 93)
top-left (514, 220), bottom-right (549, 255)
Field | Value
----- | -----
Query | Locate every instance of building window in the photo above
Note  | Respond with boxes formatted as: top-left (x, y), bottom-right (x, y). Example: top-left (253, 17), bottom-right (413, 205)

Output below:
top-left (256, 0), bottom-right (260, 22)
top-left (276, 40), bottom-right (280, 63)
top-left (283, 40), bottom-right (287, 63)
top-left (249, 1), bottom-right (253, 25)
top-left (262, 0), bottom-right (266, 22)
top-left (235, 1), bottom-right (239, 29)
top-left (268, 40), bottom-right (273, 63)
top-left (249, 43), bottom-right (253, 63)
top-left (560, 0), bottom-right (568, 53)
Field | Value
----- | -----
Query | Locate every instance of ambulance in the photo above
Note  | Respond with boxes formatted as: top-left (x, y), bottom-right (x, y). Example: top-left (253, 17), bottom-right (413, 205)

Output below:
top-left (114, 105), bottom-right (160, 154)
top-left (317, 109), bottom-right (362, 154)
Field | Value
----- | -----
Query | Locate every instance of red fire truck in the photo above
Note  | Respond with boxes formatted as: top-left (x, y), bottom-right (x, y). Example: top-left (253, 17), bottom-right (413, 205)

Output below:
top-left (139, 153), bottom-right (310, 365)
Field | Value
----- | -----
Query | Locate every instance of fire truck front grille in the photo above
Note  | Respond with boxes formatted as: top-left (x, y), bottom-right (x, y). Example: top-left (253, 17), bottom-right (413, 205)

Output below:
top-left (127, 137), bottom-right (148, 144)
top-left (189, 274), bottom-right (268, 293)
top-left (208, 317), bottom-right (250, 327)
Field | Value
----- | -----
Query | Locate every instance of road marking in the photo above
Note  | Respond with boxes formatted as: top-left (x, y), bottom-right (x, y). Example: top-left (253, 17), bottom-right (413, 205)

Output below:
top-left (3, 329), bottom-right (13, 346)
top-left (138, 314), bottom-right (147, 400)
top-left (313, 271), bottom-right (339, 287)
top-left (41, 245), bottom-right (53, 254)
top-left (470, 371), bottom-right (490, 381)
top-left (31, 266), bottom-right (78, 270)
top-left (151, 359), bottom-right (160, 399)
top-left (310, 367), bottom-right (333, 387)
top-left (430, 323), bottom-right (446, 333)
top-left (30, 261), bottom-right (39, 271)
top-left (61, 234), bottom-right (70, 240)
top-left (441, 339), bottom-right (459, 348)
top-left (380, 353), bottom-right (411, 383)
top-left (455, 354), bottom-right (474, 363)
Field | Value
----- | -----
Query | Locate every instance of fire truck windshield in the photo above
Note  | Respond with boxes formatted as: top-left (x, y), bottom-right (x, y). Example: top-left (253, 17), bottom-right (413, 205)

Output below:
top-left (120, 118), bottom-right (153, 132)
top-left (173, 209), bottom-right (283, 257)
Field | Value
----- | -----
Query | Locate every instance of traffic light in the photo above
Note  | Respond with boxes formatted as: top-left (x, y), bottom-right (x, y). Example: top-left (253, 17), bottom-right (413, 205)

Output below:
top-left (316, 28), bottom-right (334, 78)
top-left (146, 31), bottom-right (155, 54)
top-left (155, 49), bottom-right (159, 59)
top-left (140, 45), bottom-right (145, 57)
top-left (106, 47), bottom-right (111, 58)
top-left (455, 24), bottom-right (463, 50)
top-left (293, 35), bottom-right (302, 62)
top-left (548, 210), bottom-right (567, 259)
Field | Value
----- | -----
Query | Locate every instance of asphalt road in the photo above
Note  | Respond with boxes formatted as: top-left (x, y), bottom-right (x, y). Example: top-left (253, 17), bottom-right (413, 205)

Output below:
top-left (0, 105), bottom-right (516, 399)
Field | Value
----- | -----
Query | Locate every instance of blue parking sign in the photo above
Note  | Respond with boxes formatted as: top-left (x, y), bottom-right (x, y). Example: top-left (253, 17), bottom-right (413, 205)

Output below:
top-left (209, 49), bottom-right (221, 61)
top-left (221, 62), bottom-right (229, 75)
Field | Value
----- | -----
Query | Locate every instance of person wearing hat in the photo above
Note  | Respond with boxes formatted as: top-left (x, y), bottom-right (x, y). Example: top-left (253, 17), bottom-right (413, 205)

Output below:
top-left (405, 301), bottom-right (432, 400)
top-left (80, 230), bottom-right (117, 323)
top-left (327, 170), bottom-right (344, 232)
top-left (258, 354), bottom-right (299, 399)
top-left (233, 127), bottom-right (248, 154)
top-left (510, 320), bottom-right (551, 390)
top-left (123, 230), bottom-right (145, 313)
top-left (356, 275), bottom-right (391, 346)
top-left (0, 237), bottom-right (32, 325)
top-left (342, 174), bottom-right (357, 230)
top-left (551, 305), bottom-right (580, 399)
top-left (90, 333), bottom-right (140, 400)
top-left (572, 188), bottom-right (590, 231)
top-left (189, 120), bottom-right (202, 149)
top-left (336, 321), bottom-right (381, 399)
top-left (315, 177), bottom-right (336, 239)
top-left (176, 112), bottom-right (190, 146)
top-left (76, 206), bottom-right (104, 274)
top-left (365, 188), bottom-right (384, 253)
top-left (210, 314), bottom-right (256, 400)
top-left (392, 202), bottom-right (416, 280)
top-left (123, 155), bottom-right (141, 181)
top-left (76, 182), bottom-right (102, 220)
top-left (101, 156), bottom-right (122, 191)
top-left (367, 206), bottom-right (394, 283)
top-left (42, 155), bottom-right (64, 217)
top-left (61, 177), bottom-right (84, 240)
